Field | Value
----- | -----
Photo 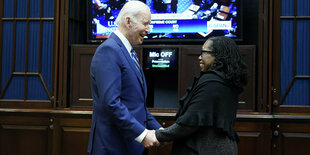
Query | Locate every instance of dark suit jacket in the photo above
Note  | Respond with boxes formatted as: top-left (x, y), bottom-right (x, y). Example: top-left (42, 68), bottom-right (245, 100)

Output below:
top-left (87, 33), bottom-right (161, 155)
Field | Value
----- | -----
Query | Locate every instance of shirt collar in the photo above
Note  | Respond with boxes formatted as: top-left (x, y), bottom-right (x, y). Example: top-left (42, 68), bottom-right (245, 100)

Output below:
top-left (114, 29), bottom-right (133, 54)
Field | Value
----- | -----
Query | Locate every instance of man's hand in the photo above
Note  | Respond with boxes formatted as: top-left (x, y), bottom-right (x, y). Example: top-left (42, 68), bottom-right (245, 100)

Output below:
top-left (141, 130), bottom-right (160, 148)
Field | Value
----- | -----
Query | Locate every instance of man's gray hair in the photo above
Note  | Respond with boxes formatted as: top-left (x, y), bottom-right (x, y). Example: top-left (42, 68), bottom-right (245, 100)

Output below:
top-left (115, 1), bottom-right (149, 25)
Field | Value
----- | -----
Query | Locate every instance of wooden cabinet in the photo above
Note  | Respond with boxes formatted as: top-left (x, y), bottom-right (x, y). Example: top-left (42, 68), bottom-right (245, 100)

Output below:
top-left (1, 109), bottom-right (310, 155)
top-left (52, 117), bottom-right (91, 155)
top-left (0, 112), bottom-right (52, 155)
top-left (272, 116), bottom-right (310, 155)
top-left (0, 109), bottom-right (91, 155)
top-left (236, 115), bottom-right (272, 155)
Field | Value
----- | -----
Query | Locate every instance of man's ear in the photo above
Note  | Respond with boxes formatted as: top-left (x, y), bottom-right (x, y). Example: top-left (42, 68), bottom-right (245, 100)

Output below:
top-left (125, 16), bottom-right (131, 28)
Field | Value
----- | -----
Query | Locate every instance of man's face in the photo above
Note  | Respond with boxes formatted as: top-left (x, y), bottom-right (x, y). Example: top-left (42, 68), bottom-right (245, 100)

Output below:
top-left (127, 9), bottom-right (151, 45)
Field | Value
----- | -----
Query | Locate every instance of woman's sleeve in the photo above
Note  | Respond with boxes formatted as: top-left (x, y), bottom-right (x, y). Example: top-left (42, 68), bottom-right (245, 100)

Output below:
top-left (155, 123), bottom-right (199, 142)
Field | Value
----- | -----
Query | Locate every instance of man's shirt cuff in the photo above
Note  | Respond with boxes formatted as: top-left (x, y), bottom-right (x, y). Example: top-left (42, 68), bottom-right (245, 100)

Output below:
top-left (135, 129), bottom-right (147, 143)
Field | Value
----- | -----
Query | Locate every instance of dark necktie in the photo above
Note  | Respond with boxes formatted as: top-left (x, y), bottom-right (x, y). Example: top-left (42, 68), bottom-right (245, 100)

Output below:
top-left (130, 49), bottom-right (143, 78)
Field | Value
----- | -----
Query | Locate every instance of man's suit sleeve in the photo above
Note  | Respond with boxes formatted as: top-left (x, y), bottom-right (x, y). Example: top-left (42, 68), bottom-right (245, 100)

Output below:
top-left (91, 46), bottom-right (145, 140)
top-left (146, 110), bottom-right (162, 129)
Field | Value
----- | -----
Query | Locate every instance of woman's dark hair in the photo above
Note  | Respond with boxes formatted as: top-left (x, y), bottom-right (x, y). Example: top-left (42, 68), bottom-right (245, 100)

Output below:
top-left (208, 36), bottom-right (248, 93)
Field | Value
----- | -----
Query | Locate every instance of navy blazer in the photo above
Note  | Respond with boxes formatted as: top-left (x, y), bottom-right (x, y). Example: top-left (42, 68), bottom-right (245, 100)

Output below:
top-left (87, 33), bottom-right (161, 155)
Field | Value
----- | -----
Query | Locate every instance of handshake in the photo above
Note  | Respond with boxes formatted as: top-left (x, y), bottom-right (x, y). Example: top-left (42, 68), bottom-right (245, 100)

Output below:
top-left (141, 129), bottom-right (160, 148)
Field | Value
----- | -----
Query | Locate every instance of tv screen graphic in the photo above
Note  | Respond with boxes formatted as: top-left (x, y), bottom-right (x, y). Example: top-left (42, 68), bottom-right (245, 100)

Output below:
top-left (143, 48), bottom-right (178, 70)
top-left (87, 0), bottom-right (242, 42)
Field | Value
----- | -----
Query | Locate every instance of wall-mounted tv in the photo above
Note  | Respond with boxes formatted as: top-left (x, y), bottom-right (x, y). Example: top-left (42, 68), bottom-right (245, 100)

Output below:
top-left (143, 48), bottom-right (178, 70)
top-left (87, 0), bottom-right (242, 42)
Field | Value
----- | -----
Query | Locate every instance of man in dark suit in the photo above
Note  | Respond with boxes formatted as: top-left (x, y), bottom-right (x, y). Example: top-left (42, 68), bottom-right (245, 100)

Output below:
top-left (87, 1), bottom-right (162, 155)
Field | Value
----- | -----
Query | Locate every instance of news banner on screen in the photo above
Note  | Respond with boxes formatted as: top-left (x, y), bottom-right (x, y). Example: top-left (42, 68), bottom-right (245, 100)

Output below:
top-left (89, 0), bottom-right (240, 41)
top-left (143, 48), bottom-right (177, 70)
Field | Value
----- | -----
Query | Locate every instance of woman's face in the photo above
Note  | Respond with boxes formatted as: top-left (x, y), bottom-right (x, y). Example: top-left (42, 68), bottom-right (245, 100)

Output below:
top-left (199, 40), bottom-right (216, 72)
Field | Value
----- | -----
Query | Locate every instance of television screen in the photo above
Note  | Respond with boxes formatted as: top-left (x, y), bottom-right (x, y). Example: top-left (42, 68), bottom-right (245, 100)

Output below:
top-left (87, 0), bottom-right (242, 42)
top-left (143, 48), bottom-right (178, 70)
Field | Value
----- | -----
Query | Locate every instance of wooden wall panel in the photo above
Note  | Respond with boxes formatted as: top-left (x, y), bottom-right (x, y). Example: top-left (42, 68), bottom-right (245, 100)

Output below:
top-left (179, 45), bottom-right (201, 98)
top-left (0, 110), bottom-right (310, 155)
top-left (0, 115), bottom-right (51, 155)
top-left (70, 45), bottom-right (98, 108)
top-left (52, 117), bottom-right (91, 155)
top-left (148, 143), bottom-right (173, 155)
top-left (0, 125), bottom-right (49, 155)
top-left (238, 45), bottom-right (256, 111)
top-left (238, 132), bottom-right (263, 155)
top-left (281, 132), bottom-right (310, 155)
top-left (70, 45), bottom-right (256, 111)
top-left (273, 120), bottom-right (310, 155)
top-left (235, 120), bottom-right (272, 155)
top-left (61, 127), bottom-right (90, 155)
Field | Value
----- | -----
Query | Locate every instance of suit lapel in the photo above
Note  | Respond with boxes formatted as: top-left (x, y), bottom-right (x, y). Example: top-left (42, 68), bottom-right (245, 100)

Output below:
top-left (109, 33), bottom-right (146, 98)
top-left (140, 69), bottom-right (147, 99)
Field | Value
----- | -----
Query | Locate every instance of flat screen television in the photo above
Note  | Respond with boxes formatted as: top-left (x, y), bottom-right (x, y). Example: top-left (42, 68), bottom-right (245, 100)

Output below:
top-left (143, 48), bottom-right (178, 70)
top-left (87, 0), bottom-right (242, 42)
